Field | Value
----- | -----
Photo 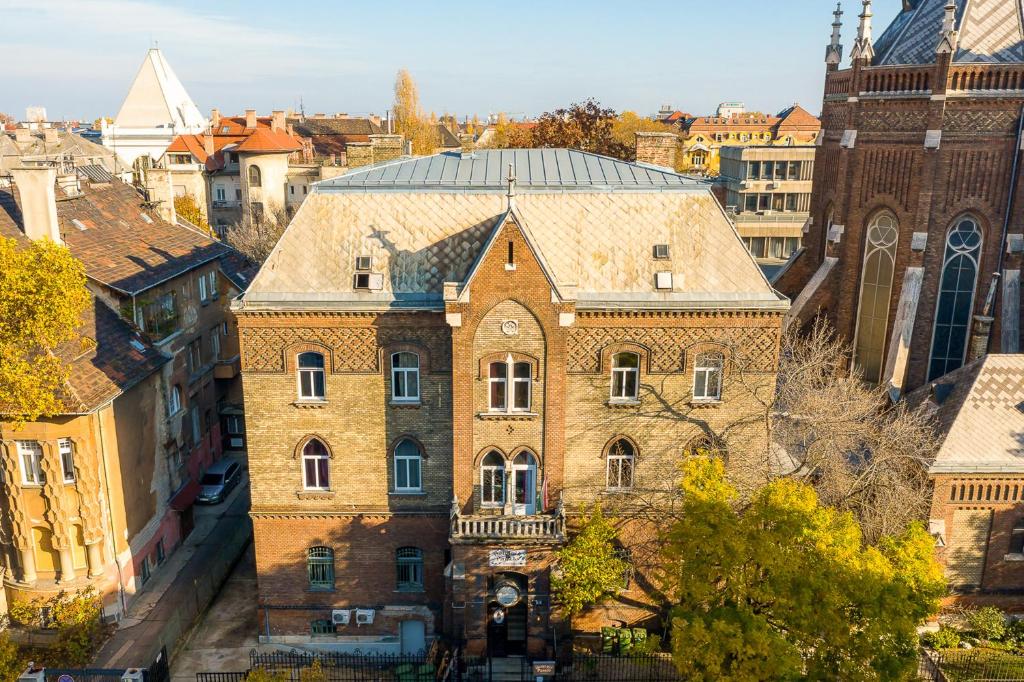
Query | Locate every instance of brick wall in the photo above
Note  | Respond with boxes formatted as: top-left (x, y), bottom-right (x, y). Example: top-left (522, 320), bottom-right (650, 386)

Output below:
top-left (634, 133), bottom-right (678, 169)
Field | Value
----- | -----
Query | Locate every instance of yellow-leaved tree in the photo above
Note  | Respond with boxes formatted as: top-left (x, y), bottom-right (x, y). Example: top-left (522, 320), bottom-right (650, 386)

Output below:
top-left (173, 193), bottom-right (212, 234)
top-left (0, 237), bottom-right (90, 426)
top-left (392, 69), bottom-right (440, 156)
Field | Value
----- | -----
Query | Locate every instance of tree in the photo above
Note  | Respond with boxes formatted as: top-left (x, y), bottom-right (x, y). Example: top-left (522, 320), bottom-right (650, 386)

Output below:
top-left (662, 456), bottom-right (944, 681)
top-left (0, 632), bottom-right (27, 682)
top-left (392, 69), bottom-right (440, 156)
top-left (551, 505), bottom-right (628, 616)
top-left (224, 207), bottom-right (290, 266)
top-left (0, 238), bottom-right (90, 425)
top-left (531, 99), bottom-right (630, 159)
top-left (173, 193), bottom-right (212, 234)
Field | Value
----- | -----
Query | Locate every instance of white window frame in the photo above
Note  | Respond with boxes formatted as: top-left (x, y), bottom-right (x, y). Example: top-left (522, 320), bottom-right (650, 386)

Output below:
top-left (302, 441), bottom-right (330, 491)
top-left (693, 352), bottom-right (725, 401)
top-left (606, 439), bottom-right (635, 491)
top-left (391, 352), bottom-right (420, 403)
top-left (198, 273), bottom-right (208, 302)
top-left (480, 451), bottom-right (505, 507)
top-left (168, 385), bottom-right (182, 415)
top-left (488, 355), bottom-right (531, 413)
top-left (610, 353), bottom-right (640, 402)
top-left (215, 185), bottom-right (226, 201)
top-left (393, 439), bottom-right (423, 493)
top-left (58, 438), bottom-right (75, 483)
top-left (17, 441), bottom-right (43, 486)
top-left (297, 352), bottom-right (326, 401)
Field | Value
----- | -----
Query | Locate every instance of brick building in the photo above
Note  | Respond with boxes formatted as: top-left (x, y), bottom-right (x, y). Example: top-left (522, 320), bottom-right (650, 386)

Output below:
top-left (234, 149), bottom-right (787, 655)
top-left (908, 355), bottom-right (1024, 594)
top-left (0, 164), bottom-right (251, 616)
top-left (778, 0), bottom-right (1024, 395)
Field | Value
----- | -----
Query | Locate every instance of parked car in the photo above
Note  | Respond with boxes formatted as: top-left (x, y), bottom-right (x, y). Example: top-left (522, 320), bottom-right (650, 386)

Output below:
top-left (196, 459), bottom-right (242, 504)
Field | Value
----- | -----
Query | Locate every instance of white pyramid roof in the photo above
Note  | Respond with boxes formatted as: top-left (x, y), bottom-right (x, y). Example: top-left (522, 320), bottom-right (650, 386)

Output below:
top-left (114, 49), bottom-right (206, 131)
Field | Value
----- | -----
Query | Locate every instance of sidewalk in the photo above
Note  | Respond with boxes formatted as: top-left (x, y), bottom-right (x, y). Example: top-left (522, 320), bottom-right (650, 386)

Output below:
top-left (94, 480), bottom-right (252, 669)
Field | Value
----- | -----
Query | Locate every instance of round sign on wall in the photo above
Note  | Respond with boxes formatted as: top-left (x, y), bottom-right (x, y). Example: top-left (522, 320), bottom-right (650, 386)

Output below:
top-left (58, 675), bottom-right (75, 682)
top-left (492, 608), bottom-right (506, 624)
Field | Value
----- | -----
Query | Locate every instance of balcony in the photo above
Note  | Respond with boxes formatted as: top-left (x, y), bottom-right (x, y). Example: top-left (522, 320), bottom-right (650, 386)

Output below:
top-left (450, 497), bottom-right (566, 544)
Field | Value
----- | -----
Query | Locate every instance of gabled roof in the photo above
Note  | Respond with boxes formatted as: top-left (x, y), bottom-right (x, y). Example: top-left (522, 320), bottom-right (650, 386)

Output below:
top-left (114, 49), bottom-right (206, 130)
top-left (436, 124), bottom-right (461, 148)
top-left (874, 0), bottom-right (1024, 65)
top-left (775, 104), bottom-right (821, 131)
top-left (234, 127), bottom-right (302, 154)
top-left (0, 177), bottom-right (234, 295)
top-left (907, 355), bottom-right (1024, 473)
top-left (242, 149), bottom-right (784, 312)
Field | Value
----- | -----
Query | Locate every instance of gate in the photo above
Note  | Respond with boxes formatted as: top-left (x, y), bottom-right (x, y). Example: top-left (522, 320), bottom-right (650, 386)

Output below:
top-left (43, 669), bottom-right (130, 682)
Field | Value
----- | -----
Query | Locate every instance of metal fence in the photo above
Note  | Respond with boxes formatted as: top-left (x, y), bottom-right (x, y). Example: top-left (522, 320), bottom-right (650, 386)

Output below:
top-left (247, 650), bottom-right (434, 681)
top-left (559, 654), bottom-right (680, 682)
top-left (919, 648), bottom-right (1024, 681)
top-left (195, 674), bottom-right (247, 682)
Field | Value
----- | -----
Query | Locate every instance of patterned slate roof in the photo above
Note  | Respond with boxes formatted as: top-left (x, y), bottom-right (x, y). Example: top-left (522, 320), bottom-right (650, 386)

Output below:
top-left (909, 355), bottom-right (1024, 473)
top-left (245, 151), bottom-right (783, 311)
top-left (874, 0), bottom-right (1024, 65)
top-left (0, 177), bottom-right (234, 294)
top-left (319, 149), bottom-right (704, 191)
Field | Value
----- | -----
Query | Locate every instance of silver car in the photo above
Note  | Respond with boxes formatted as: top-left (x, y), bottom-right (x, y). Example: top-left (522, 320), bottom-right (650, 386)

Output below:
top-left (196, 459), bottom-right (242, 504)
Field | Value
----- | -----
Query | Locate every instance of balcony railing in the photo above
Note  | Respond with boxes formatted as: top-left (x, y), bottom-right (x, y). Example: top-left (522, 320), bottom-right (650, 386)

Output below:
top-left (450, 497), bottom-right (566, 543)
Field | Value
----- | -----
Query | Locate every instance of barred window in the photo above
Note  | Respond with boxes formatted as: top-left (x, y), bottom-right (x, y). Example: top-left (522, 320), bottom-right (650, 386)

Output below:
top-left (311, 619), bottom-right (334, 635)
top-left (307, 546), bottom-right (334, 590)
top-left (396, 547), bottom-right (424, 591)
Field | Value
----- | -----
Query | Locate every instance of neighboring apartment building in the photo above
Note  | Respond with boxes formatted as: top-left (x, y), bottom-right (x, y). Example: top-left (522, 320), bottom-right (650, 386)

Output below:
top-left (718, 145), bottom-right (816, 276)
top-left (2, 127), bottom-right (129, 180)
top-left (908, 354), bottom-right (1024, 595)
top-left (777, 0), bottom-right (1024, 394)
top-left (675, 104), bottom-right (820, 174)
top-left (0, 165), bottom-right (249, 617)
top-left (101, 48), bottom-right (207, 169)
top-left (154, 111), bottom-right (410, 234)
top-left (234, 149), bottom-right (787, 656)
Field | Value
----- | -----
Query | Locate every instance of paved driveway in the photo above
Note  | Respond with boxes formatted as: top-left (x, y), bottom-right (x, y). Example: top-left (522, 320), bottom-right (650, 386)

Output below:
top-left (171, 542), bottom-right (259, 679)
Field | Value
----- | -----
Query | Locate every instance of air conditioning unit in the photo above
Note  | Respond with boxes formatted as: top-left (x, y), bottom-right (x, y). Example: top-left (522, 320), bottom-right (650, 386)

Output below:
top-left (332, 609), bottom-right (350, 626)
top-left (758, 210), bottom-right (774, 216)
top-left (653, 244), bottom-right (670, 260)
top-left (355, 609), bottom-right (375, 626)
top-left (355, 256), bottom-right (372, 271)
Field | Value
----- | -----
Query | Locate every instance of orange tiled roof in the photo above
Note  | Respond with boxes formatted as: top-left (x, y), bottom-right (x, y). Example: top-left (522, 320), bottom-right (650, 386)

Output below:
top-left (233, 127), bottom-right (302, 153)
top-left (775, 104), bottom-right (822, 131)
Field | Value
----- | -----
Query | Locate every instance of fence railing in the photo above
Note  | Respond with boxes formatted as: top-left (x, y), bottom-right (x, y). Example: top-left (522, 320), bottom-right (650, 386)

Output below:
top-left (919, 647), bottom-right (1024, 681)
top-left (248, 650), bottom-right (434, 681)
top-left (195, 674), bottom-right (247, 682)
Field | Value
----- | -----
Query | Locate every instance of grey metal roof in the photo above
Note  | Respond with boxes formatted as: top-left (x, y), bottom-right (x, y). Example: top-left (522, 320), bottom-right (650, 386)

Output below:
top-left (317, 149), bottom-right (706, 192)
top-left (77, 164), bottom-right (114, 183)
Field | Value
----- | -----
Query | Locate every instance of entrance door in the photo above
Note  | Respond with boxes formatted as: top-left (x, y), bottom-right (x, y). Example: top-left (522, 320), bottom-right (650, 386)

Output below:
top-left (400, 619), bottom-right (426, 655)
top-left (511, 452), bottom-right (537, 516)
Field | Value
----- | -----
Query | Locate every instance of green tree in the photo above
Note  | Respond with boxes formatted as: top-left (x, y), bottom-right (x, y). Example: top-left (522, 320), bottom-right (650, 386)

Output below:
top-left (0, 631), bottom-right (27, 681)
top-left (663, 456), bottom-right (944, 682)
top-left (0, 237), bottom-right (90, 425)
top-left (531, 100), bottom-right (630, 159)
top-left (551, 505), bottom-right (628, 616)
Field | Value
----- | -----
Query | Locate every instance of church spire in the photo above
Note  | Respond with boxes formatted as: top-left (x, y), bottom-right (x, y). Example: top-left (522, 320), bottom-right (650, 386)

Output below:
top-left (826, 2), bottom-right (844, 66)
top-left (850, 0), bottom-right (875, 63)
top-left (936, 1), bottom-right (959, 55)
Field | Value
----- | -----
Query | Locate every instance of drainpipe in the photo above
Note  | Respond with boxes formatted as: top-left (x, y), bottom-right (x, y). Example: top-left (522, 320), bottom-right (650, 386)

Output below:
top-left (96, 407), bottom-right (129, 616)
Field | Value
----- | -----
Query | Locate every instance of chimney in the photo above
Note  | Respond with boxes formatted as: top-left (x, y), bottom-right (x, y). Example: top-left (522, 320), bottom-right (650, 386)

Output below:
top-left (14, 127), bottom-right (31, 144)
top-left (287, 123), bottom-right (295, 136)
top-left (211, 108), bottom-right (221, 129)
top-left (203, 133), bottom-right (214, 157)
top-left (458, 133), bottom-right (476, 158)
top-left (271, 110), bottom-right (285, 132)
top-left (10, 167), bottom-right (61, 242)
top-left (635, 132), bottom-right (678, 170)
top-left (43, 128), bottom-right (59, 145)
top-left (245, 109), bottom-right (257, 129)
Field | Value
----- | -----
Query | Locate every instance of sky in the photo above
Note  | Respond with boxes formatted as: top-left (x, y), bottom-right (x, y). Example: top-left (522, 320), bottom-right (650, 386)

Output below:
top-left (2, 0), bottom-right (905, 122)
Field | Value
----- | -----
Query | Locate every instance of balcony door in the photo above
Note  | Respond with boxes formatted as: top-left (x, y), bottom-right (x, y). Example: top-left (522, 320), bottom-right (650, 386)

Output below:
top-left (511, 452), bottom-right (537, 516)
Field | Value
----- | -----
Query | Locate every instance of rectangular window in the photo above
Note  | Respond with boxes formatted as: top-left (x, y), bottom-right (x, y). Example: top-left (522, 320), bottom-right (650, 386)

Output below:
top-left (59, 438), bottom-right (75, 483)
top-left (744, 194), bottom-right (758, 212)
top-left (208, 271), bottom-right (218, 299)
top-left (772, 194), bottom-right (785, 212)
top-left (748, 237), bottom-right (767, 258)
top-left (140, 555), bottom-right (152, 584)
top-left (785, 194), bottom-right (798, 212)
top-left (512, 362), bottom-right (531, 410)
top-left (198, 273), bottom-right (208, 302)
top-left (395, 453), bottom-right (421, 492)
top-left (17, 441), bottom-right (43, 485)
top-left (748, 161), bottom-right (760, 179)
top-left (215, 186), bottom-right (226, 201)
top-left (140, 291), bottom-right (178, 339)
top-left (693, 355), bottom-right (725, 401)
top-left (758, 194), bottom-right (770, 211)
top-left (481, 466), bottom-right (505, 506)
top-left (156, 539), bottom-right (166, 565)
top-left (210, 326), bottom-right (221, 359)
top-left (489, 362), bottom-right (507, 411)
top-left (190, 406), bottom-right (201, 446)
top-left (188, 338), bottom-right (203, 374)
top-left (788, 161), bottom-right (801, 180)
top-left (391, 353), bottom-right (420, 402)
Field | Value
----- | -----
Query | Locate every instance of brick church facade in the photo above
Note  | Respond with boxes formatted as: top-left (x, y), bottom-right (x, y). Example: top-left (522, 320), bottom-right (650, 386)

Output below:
top-left (234, 149), bottom-right (787, 655)
top-left (778, 0), bottom-right (1024, 398)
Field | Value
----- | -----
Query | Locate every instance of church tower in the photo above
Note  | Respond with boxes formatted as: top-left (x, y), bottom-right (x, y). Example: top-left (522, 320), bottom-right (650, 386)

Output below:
top-left (778, 0), bottom-right (1024, 396)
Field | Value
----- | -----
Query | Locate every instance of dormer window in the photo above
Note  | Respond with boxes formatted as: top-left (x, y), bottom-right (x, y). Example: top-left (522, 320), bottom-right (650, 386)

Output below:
top-left (355, 256), bottom-right (372, 271)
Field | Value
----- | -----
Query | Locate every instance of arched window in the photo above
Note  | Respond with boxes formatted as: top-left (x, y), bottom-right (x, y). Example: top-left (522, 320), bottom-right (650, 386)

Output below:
top-left (488, 357), bottom-right (531, 412)
top-left (606, 439), bottom-right (635, 490)
top-left (854, 211), bottom-right (899, 383)
top-left (248, 164), bottom-right (262, 187)
top-left (929, 217), bottom-right (982, 381)
top-left (610, 352), bottom-right (640, 401)
top-left (297, 352), bottom-right (325, 400)
top-left (480, 451), bottom-right (505, 507)
top-left (302, 439), bottom-right (330, 490)
top-left (396, 547), bottom-right (424, 591)
top-left (1011, 519), bottom-right (1024, 555)
top-left (394, 439), bottom-right (422, 493)
top-left (693, 352), bottom-right (725, 401)
top-left (307, 546), bottom-right (334, 590)
top-left (391, 352), bottom-right (420, 402)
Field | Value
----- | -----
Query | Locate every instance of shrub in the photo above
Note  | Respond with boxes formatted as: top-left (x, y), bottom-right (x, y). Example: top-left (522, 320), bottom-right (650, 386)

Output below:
top-left (922, 627), bottom-right (961, 650)
top-left (966, 607), bottom-right (1007, 642)
top-left (1004, 619), bottom-right (1024, 646)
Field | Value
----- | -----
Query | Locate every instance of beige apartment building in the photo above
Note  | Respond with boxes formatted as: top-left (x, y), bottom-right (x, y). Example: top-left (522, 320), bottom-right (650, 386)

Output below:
top-left (718, 145), bottom-right (816, 277)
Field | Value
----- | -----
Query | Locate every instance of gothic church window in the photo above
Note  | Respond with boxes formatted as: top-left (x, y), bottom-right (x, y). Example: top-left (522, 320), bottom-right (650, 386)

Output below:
top-left (854, 211), bottom-right (899, 383)
top-left (929, 218), bottom-right (982, 381)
